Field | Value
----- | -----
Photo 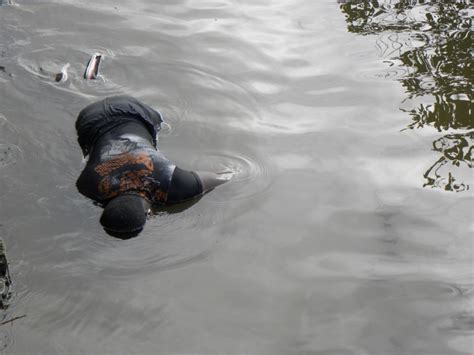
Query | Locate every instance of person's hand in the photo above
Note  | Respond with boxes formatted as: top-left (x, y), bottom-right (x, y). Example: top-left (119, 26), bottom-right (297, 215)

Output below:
top-left (195, 171), bottom-right (233, 193)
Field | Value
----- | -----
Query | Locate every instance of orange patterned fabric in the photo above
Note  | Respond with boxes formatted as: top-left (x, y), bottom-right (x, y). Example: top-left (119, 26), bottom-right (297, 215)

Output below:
top-left (94, 152), bottom-right (153, 177)
top-left (92, 152), bottom-right (167, 203)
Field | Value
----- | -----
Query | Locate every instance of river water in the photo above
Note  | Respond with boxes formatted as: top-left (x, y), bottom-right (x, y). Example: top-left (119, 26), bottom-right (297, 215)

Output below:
top-left (0, 1), bottom-right (472, 354)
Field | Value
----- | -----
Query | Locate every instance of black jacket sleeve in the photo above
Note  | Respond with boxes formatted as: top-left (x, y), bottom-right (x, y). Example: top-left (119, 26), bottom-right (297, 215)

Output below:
top-left (167, 166), bottom-right (203, 204)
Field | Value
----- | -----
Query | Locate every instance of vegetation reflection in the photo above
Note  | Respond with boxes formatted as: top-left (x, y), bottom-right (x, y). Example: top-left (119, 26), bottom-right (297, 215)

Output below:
top-left (338, 0), bottom-right (473, 191)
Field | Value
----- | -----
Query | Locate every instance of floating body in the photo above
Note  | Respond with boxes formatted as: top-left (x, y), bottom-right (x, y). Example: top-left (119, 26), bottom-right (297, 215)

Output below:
top-left (75, 96), bottom-right (231, 238)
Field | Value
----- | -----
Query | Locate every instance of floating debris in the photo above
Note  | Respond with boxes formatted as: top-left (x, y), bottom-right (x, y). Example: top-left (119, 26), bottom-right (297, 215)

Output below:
top-left (83, 53), bottom-right (102, 80)
top-left (0, 315), bottom-right (26, 326)
top-left (0, 239), bottom-right (11, 309)
top-left (54, 63), bottom-right (70, 83)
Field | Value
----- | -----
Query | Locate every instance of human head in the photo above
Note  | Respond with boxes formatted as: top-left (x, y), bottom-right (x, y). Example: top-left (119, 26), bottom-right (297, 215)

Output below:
top-left (100, 194), bottom-right (150, 239)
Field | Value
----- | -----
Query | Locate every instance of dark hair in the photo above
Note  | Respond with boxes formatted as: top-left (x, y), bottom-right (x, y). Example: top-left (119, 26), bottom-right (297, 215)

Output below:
top-left (100, 194), bottom-right (148, 239)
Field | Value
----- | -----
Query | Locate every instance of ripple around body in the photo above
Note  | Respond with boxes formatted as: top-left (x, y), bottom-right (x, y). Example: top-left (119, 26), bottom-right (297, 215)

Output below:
top-left (191, 150), bottom-right (274, 202)
top-left (14, 46), bottom-right (126, 98)
top-left (65, 150), bottom-right (276, 278)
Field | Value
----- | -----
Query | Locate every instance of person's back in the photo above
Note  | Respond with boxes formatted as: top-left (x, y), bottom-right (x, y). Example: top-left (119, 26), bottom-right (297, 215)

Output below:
top-left (77, 120), bottom-right (176, 205)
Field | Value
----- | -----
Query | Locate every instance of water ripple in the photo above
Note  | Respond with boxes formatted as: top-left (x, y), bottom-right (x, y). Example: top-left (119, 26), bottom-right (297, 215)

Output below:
top-left (15, 46), bottom-right (123, 98)
top-left (0, 1), bottom-right (472, 354)
top-left (191, 150), bottom-right (274, 201)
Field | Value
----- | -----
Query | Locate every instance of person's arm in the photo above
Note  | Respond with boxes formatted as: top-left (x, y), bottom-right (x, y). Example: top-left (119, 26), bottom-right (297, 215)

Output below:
top-left (167, 167), bottom-right (231, 204)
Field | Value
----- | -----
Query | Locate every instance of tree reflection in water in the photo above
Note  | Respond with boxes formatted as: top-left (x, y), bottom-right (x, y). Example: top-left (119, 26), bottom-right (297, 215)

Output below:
top-left (338, 0), bottom-right (473, 191)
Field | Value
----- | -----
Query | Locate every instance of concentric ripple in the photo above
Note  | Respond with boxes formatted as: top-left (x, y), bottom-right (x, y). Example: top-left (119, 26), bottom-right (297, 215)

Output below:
top-left (191, 150), bottom-right (274, 201)
top-left (69, 150), bottom-right (274, 277)
top-left (14, 46), bottom-right (125, 98)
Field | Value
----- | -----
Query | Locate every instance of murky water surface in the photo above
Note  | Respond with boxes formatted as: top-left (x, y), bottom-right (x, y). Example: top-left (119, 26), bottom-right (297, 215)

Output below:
top-left (0, 0), bottom-right (472, 354)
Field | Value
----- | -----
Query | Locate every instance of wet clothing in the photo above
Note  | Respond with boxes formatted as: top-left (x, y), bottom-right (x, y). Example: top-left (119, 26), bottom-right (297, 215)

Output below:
top-left (168, 167), bottom-right (203, 203)
top-left (76, 95), bottom-right (163, 157)
top-left (76, 133), bottom-right (176, 204)
top-left (76, 96), bottom-right (202, 206)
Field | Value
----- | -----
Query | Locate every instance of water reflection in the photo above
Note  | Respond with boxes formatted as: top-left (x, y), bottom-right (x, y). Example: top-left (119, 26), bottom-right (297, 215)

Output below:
top-left (339, 0), bottom-right (473, 191)
top-left (424, 132), bottom-right (473, 192)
